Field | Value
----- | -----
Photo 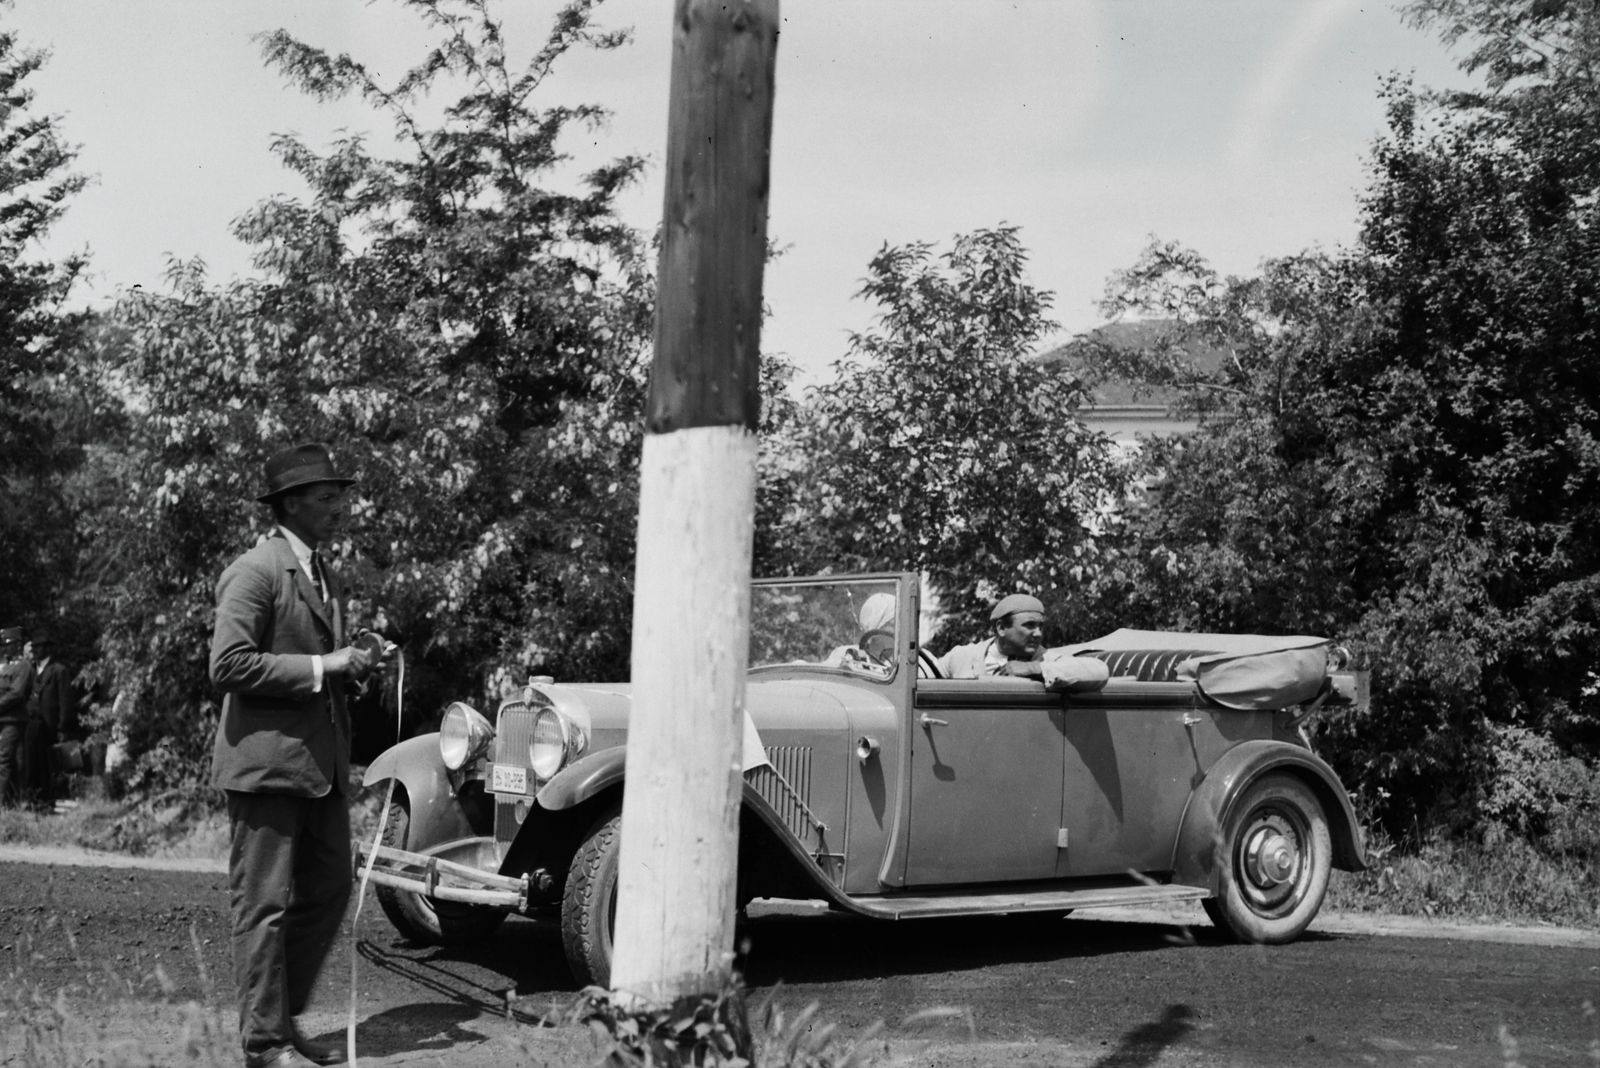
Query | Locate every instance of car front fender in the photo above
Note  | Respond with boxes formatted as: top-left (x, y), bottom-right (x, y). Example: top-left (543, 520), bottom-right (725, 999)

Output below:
top-left (1169, 739), bottom-right (1367, 890)
top-left (528, 744), bottom-right (860, 912)
top-left (536, 745), bottom-right (628, 811)
top-left (362, 733), bottom-right (478, 852)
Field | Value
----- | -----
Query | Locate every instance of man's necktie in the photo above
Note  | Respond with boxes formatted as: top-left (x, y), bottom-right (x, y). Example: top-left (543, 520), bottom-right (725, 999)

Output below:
top-left (310, 550), bottom-right (327, 602)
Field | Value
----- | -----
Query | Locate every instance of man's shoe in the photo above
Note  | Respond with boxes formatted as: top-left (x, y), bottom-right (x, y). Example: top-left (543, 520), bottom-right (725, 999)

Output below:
top-left (291, 1027), bottom-right (347, 1066)
top-left (247, 1049), bottom-right (318, 1068)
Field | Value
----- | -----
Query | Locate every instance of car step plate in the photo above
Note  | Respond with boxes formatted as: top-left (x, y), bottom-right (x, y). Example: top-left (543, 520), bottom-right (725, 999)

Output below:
top-left (849, 883), bottom-right (1207, 920)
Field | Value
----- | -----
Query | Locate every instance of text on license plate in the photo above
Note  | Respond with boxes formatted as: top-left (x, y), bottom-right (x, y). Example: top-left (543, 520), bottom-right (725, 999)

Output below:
top-left (491, 764), bottom-right (528, 795)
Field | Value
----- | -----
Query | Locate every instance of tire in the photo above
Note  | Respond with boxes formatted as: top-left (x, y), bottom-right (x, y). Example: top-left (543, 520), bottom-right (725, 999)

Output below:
top-left (1204, 772), bottom-right (1332, 945)
top-left (373, 791), bottom-right (507, 947)
top-left (561, 805), bottom-right (621, 988)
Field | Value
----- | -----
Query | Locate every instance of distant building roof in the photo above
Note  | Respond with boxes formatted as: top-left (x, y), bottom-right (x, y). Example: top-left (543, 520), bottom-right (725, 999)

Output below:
top-left (1039, 320), bottom-right (1228, 445)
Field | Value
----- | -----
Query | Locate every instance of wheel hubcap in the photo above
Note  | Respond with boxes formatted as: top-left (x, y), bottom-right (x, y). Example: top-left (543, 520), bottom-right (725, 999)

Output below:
top-left (1245, 829), bottom-right (1298, 887)
top-left (1234, 801), bottom-right (1311, 917)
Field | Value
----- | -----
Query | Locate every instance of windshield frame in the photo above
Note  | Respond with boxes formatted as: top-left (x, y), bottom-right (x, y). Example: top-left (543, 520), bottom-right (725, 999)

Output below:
top-left (747, 572), bottom-right (913, 684)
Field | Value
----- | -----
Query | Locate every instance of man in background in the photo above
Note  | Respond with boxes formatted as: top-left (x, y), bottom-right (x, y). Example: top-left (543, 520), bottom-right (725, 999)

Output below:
top-left (23, 633), bottom-right (75, 810)
top-left (210, 443), bottom-right (378, 1068)
top-left (937, 593), bottom-right (1109, 691)
top-left (0, 628), bottom-right (33, 806)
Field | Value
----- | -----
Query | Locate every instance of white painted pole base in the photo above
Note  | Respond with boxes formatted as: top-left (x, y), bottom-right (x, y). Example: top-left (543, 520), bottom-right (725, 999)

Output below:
top-left (610, 425), bottom-right (759, 1006)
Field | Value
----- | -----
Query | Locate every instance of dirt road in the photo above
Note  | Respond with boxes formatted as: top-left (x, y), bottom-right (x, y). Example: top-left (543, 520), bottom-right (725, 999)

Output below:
top-left (2, 857), bottom-right (1597, 1066)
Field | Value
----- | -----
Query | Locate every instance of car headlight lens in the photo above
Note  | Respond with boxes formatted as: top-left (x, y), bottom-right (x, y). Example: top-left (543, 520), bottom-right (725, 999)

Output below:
top-left (529, 708), bottom-right (569, 779)
top-left (439, 701), bottom-right (494, 771)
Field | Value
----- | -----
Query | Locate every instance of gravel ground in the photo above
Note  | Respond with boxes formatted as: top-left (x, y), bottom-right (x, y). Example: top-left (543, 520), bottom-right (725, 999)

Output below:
top-left (2, 851), bottom-right (1598, 1066)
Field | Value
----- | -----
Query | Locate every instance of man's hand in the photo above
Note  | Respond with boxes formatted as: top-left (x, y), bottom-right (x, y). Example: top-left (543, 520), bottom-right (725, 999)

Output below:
top-left (323, 644), bottom-right (376, 680)
top-left (1003, 659), bottom-right (1044, 679)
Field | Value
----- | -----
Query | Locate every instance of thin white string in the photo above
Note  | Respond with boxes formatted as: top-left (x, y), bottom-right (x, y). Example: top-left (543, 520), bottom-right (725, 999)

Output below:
top-left (347, 650), bottom-right (402, 1068)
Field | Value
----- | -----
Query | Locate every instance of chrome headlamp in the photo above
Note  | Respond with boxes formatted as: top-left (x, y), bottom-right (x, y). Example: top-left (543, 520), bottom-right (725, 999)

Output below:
top-left (521, 681), bottom-right (589, 782)
top-left (439, 701), bottom-right (494, 771)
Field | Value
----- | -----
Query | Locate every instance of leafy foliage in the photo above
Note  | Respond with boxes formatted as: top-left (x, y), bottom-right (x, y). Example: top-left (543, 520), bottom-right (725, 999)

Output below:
top-left (767, 227), bottom-right (1133, 647)
top-left (1074, 0), bottom-right (1600, 833)
top-left (85, 0), bottom-right (653, 785)
top-left (0, 21), bottom-right (90, 641)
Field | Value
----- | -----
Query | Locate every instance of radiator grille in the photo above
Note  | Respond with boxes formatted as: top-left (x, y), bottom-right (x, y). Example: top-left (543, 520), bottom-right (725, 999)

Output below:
top-left (748, 746), bottom-right (813, 843)
top-left (495, 798), bottom-right (524, 854)
top-left (492, 702), bottom-right (536, 854)
top-left (493, 703), bottom-right (536, 794)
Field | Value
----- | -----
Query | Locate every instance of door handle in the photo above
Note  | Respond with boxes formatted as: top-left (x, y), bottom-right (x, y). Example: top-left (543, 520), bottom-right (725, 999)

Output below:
top-left (920, 714), bottom-right (949, 728)
top-left (1181, 713), bottom-right (1203, 727)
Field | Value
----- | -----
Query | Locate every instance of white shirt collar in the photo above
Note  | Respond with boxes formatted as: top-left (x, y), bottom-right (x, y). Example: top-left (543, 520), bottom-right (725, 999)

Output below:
top-left (278, 525), bottom-right (317, 571)
top-left (983, 638), bottom-right (1008, 673)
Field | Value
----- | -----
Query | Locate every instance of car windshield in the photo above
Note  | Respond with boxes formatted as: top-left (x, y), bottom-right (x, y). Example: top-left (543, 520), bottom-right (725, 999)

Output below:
top-left (749, 579), bottom-right (900, 679)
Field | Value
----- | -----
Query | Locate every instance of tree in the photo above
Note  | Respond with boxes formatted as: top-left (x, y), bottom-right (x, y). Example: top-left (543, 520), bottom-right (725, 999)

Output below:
top-left (768, 227), bottom-right (1134, 647)
top-left (1077, 0), bottom-right (1600, 832)
top-left (88, 0), bottom-right (654, 790)
top-left (0, 17), bottom-right (89, 639)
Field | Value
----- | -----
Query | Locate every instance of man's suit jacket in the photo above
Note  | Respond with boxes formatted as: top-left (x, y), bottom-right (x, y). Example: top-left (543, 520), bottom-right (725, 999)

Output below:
top-left (28, 660), bottom-right (75, 734)
top-left (0, 658), bottom-right (33, 724)
top-left (210, 534), bottom-right (351, 797)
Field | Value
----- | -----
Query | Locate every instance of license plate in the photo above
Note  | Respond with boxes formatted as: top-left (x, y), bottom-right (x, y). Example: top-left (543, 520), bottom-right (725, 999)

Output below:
top-left (491, 764), bottom-right (528, 795)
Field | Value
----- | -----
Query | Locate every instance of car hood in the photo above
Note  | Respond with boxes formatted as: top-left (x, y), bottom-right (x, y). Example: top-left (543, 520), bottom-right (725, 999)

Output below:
top-left (543, 676), bottom-right (895, 743)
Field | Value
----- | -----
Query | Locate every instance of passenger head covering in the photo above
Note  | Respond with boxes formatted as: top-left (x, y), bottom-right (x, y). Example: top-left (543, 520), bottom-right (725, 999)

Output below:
top-left (257, 443), bottom-right (357, 502)
top-left (858, 592), bottom-right (897, 633)
top-left (989, 593), bottom-right (1044, 622)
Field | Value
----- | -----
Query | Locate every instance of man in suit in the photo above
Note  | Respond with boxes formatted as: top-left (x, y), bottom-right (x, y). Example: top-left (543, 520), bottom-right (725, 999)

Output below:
top-left (22, 633), bottom-right (76, 810)
top-left (0, 628), bottom-right (33, 807)
top-left (211, 443), bottom-right (378, 1068)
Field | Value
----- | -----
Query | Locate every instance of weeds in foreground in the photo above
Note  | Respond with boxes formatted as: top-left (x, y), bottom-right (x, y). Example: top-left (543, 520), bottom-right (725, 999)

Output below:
top-left (1328, 827), bottom-right (1600, 929)
top-left (536, 980), bottom-right (973, 1068)
top-left (1, 906), bottom-right (234, 1067)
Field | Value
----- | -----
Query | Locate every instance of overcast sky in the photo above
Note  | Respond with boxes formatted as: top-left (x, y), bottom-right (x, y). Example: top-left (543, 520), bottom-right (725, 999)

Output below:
top-left (11, 0), bottom-right (1473, 382)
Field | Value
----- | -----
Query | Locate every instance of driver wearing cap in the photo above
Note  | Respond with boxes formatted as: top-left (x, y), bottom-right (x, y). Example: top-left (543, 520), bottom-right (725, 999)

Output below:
top-left (937, 593), bottom-right (1109, 691)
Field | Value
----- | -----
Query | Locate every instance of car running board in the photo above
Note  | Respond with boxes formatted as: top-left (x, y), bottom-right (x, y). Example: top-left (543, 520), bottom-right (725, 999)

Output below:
top-left (843, 882), bottom-right (1208, 920)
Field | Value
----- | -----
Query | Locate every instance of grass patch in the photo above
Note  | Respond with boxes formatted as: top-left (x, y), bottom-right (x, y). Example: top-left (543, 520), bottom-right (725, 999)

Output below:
top-left (0, 785), bottom-right (227, 860)
top-left (1327, 827), bottom-right (1600, 929)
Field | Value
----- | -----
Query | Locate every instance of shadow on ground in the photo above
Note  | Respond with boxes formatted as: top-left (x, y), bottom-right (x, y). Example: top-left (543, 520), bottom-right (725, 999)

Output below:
top-left (358, 908), bottom-right (1339, 999)
top-left (1093, 1004), bottom-right (1196, 1067)
top-left (308, 1002), bottom-right (487, 1058)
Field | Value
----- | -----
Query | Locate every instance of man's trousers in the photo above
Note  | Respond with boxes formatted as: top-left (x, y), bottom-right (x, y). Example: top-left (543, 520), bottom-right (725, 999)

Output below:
top-left (225, 790), bottom-right (352, 1064)
top-left (20, 717), bottom-right (55, 808)
top-left (0, 722), bottom-right (22, 806)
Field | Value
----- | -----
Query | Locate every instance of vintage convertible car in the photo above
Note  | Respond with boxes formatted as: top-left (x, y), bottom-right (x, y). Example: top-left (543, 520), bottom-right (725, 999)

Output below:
top-left (358, 572), bottom-right (1368, 986)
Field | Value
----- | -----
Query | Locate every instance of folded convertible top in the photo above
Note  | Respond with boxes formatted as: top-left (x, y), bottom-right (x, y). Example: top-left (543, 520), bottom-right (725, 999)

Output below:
top-left (1062, 628), bottom-right (1331, 711)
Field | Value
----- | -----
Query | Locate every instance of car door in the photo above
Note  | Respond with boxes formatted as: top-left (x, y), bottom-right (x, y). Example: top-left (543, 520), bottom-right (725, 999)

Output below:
top-left (903, 678), bottom-right (1065, 886)
top-left (1057, 679), bottom-right (1223, 877)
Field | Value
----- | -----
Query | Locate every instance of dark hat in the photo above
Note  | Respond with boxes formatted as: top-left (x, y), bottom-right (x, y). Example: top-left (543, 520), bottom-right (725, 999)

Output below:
top-left (0, 626), bottom-right (23, 644)
top-left (258, 443), bottom-right (357, 503)
top-left (989, 593), bottom-right (1044, 622)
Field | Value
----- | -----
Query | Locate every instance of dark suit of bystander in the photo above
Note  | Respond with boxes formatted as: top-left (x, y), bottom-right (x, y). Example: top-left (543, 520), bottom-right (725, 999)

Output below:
top-left (22, 641), bottom-right (75, 808)
top-left (210, 444), bottom-right (373, 1068)
top-left (0, 628), bottom-right (33, 807)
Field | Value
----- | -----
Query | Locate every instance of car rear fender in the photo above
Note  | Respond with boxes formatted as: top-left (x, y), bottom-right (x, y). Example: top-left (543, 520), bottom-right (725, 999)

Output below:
top-left (361, 733), bottom-right (478, 852)
top-left (520, 744), bottom-right (860, 912)
top-left (1169, 739), bottom-right (1367, 891)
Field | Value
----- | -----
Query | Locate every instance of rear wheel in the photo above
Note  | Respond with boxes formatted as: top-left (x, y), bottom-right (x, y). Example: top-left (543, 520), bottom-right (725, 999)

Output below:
top-left (561, 805), bottom-right (621, 988)
top-left (374, 791), bottom-right (506, 947)
top-left (1204, 773), bottom-right (1331, 944)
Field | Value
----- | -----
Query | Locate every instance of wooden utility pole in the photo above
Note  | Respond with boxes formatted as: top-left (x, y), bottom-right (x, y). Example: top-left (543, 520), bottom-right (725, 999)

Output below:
top-left (610, 0), bottom-right (779, 1005)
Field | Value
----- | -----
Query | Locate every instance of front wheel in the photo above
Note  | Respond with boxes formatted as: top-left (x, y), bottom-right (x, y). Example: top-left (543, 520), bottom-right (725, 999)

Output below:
top-left (373, 792), bottom-right (507, 947)
top-left (1203, 773), bottom-right (1331, 944)
top-left (561, 805), bottom-right (621, 988)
